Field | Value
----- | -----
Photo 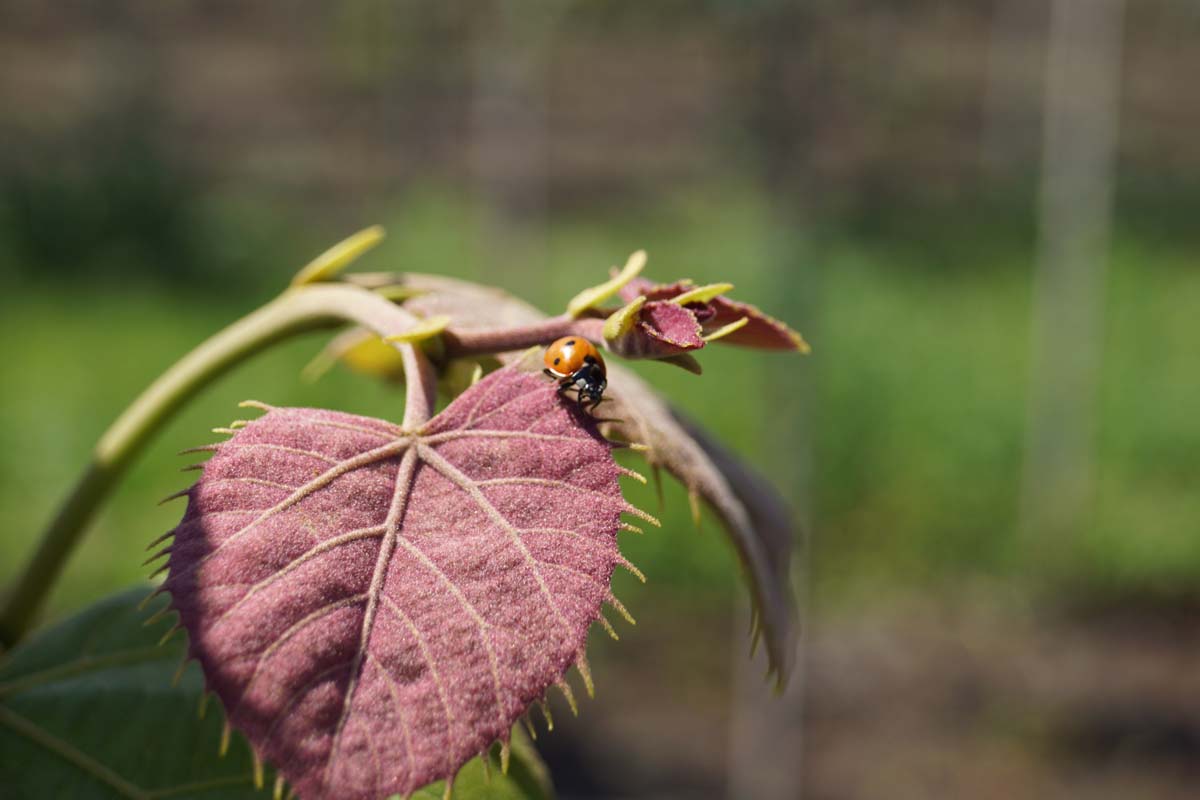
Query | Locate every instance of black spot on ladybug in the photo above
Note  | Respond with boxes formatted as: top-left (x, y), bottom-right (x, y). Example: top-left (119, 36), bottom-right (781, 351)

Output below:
top-left (554, 357), bottom-right (561, 365)
top-left (566, 340), bottom-right (575, 346)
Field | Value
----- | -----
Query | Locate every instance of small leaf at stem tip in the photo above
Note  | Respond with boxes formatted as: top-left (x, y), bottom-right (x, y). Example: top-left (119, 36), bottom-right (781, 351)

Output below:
top-left (702, 316), bottom-right (750, 343)
top-left (383, 314), bottom-right (452, 344)
top-left (567, 249), bottom-right (647, 317)
top-left (469, 363), bottom-right (483, 386)
top-left (601, 296), bottom-right (645, 342)
top-left (290, 225), bottom-right (385, 286)
top-left (671, 283), bottom-right (734, 306)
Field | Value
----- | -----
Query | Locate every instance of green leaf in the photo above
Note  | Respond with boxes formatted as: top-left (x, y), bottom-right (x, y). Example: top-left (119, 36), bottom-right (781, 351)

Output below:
top-left (0, 587), bottom-right (264, 799)
top-left (0, 587), bottom-right (554, 800)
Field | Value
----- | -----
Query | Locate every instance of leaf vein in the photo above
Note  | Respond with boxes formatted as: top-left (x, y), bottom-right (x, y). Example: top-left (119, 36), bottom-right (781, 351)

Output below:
top-left (211, 525), bottom-right (387, 629)
top-left (324, 447), bottom-right (419, 791)
top-left (230, 594), bottom-right (370, 717)
top-left (417, 444), bottom-right (572, 641)
top-left (171, 439), bottom-right (409, 583)
top-left (0, 705), bottom-right (150, 799)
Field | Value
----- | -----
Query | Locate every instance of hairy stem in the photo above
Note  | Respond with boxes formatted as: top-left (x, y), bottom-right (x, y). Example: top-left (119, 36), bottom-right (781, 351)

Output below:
top-left (0, 284), bottom-right (434, 648)
top-left (441, 316), bottom-right (606, 360)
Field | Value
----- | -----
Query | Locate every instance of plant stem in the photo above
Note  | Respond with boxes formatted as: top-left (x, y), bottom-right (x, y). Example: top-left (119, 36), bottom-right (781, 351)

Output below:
top-left (0, 284), bottom-right (432, 648)
top-left (441, 316), bottom-right (606, 360)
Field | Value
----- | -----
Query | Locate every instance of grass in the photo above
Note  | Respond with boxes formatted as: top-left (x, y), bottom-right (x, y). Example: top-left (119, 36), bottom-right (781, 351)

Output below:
top-left (1, 187), bottom-right (1198, 628)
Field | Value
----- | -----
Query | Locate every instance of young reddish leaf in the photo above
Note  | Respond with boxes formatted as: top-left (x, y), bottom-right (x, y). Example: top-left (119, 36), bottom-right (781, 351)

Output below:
top-left (618, 276), bottom-right (810, 352)
top-left (339, 272), bottom-right (801, 678)
top-left (161, 367), bottom-right (627, 800)
top-left (604, 299), bottom-right (706, 360)
top-left (704, 295), bottom-right (811, 352)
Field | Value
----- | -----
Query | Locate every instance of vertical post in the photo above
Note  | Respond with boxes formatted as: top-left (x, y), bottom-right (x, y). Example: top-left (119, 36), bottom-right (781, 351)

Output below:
top-left (1020, 0), bottom-right (1125, 546)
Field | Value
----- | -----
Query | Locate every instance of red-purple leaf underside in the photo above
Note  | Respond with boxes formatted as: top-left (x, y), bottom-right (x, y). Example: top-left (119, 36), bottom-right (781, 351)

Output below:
top-left (162, 368), bottom-right (626, 800)
top-left (638, 301), bottom-right (705, 351)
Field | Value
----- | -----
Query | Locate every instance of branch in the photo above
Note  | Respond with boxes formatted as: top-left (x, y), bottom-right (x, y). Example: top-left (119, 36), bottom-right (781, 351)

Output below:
top-left (0, 284), bottom-right (435, 647)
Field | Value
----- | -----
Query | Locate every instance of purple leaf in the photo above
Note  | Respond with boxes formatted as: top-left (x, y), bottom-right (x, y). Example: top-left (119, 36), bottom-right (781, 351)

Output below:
top-left (342, 272), bottom-right (801, 678)
top-left (617, 276), bottom-right (810, 353)
top-left (705, 296), bottom-right (810, 351)
top-left (605, 299), bottom-right (707, 360)
top-left (162, 367), bottom-right (630, 800)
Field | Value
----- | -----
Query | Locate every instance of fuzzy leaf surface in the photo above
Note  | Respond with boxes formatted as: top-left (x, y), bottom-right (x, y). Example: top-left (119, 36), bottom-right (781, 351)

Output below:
top-left (163, 367), bottom-right (623, 800)
top-left (344, 273), bottom-right (799, 679)
top-left (0, 587), bottom-right (263, 799)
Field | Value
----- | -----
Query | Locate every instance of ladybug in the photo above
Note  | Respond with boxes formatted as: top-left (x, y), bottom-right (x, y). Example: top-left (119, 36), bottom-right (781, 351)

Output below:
top-left (543, 336), bottom-right (607, 410)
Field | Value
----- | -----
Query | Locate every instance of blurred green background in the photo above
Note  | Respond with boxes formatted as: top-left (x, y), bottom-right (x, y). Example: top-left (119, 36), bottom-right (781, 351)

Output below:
top-left (2, 2), bottom-right (1198, 798)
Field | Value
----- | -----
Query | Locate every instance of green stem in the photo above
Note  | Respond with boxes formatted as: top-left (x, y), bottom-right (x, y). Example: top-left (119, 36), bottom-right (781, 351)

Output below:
top-left (0, 284), bottom-right (433, 648)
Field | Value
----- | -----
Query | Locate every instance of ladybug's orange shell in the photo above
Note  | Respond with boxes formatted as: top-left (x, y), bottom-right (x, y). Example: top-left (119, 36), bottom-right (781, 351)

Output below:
top-left (544, 336), bottom-right (605, 378)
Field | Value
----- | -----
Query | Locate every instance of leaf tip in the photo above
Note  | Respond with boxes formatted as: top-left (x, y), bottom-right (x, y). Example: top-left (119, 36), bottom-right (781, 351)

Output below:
top-left (157, 487), bottom-right (190, 506)
top-left (702, 316), bottom-right (750, 343)
top-left (616, 465), bottom-right (648, 484)
top-left (253, 750), bottom-right (264, 790)
top-left (601, 295), bottom-right (646, 341)
top-left (556, 679), bottom-right (579, 716)
top-left (291, 225), bottom-right (386, 286)
top-left (568, 250), bottom-right (648, 317)
top-left (219, 720), bottom-right (232, 758)
top-left (671, 282), bottom-right (734, 306)
top-left (597, 614), bottom-right (619, 641)
top-left (575, 653), bottom-right (595, 699)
